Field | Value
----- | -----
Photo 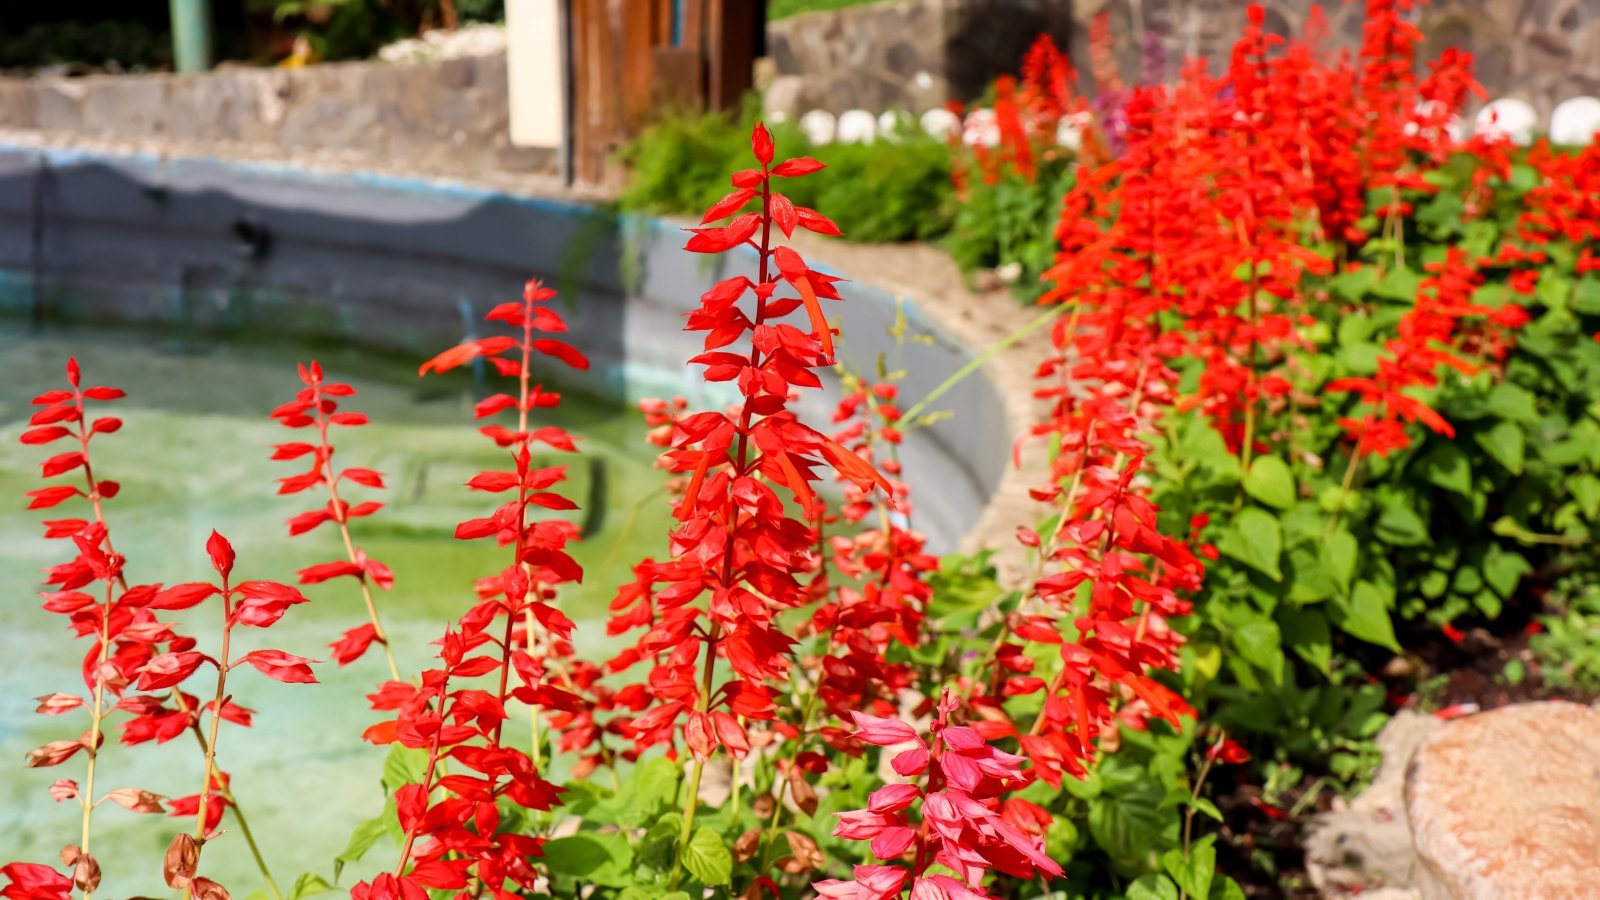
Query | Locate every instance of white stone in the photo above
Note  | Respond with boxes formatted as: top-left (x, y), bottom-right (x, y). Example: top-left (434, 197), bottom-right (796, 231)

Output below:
top-left (1473, 98), bottom-right (1538, 146)
top-left (1550, 96), bottom-right (1600, 146)
top-left (836, 109), bottom-right (877, 144)
top-left (963, 108), bottom-right (1000, 147)
top-left (920, 107), bottom-right (959, 139)
top-left (762, 74), bottom-right (806, 123)
top-left (798, 109), bottom-right (836, 145)
top-left (379, 22), bottom-right (507, 64)
top-left (1057, 111), bottom-right (1091, 150)
top-left (1405, 100), bottom-right (1463, 142)
top-left (877, 110), bottom-right (908, 142)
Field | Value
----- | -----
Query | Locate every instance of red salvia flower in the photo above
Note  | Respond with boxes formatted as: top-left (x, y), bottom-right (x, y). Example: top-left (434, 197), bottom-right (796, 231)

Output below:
top-left (269, 362), bottom-right (402, 677)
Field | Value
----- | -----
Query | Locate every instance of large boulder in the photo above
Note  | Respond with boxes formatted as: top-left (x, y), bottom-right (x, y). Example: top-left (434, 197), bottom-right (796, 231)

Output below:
top-left (1405, 701), bottom-right (1600, 899)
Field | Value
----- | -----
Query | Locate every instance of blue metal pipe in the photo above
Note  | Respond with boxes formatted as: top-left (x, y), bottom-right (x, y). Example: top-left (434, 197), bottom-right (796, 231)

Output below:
top-left (169, 0), bottom-right (213, 73)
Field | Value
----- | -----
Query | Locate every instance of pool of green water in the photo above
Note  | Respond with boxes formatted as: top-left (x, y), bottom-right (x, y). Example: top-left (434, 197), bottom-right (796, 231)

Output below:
top-left (0, 326), bottom-right (672, 893)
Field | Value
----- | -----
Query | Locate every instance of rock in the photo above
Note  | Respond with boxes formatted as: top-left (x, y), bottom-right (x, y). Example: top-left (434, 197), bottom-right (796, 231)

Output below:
top-left (1305, 710), bottom-right (1440, 899)
top-left (762, 75), bottom-right (805, 123)
top-left (377, 23), bottom-right (507, 64)
top-left (1405, 701), bottom-right (1600, 899)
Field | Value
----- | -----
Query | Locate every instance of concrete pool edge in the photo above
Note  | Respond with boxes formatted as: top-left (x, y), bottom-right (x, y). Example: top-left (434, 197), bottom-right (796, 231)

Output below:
top-left (0, 136), bottom-right (1042, 562)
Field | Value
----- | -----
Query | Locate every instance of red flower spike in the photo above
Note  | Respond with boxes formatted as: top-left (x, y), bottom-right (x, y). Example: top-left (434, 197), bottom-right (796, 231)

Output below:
top-left (817, 690), bottom-right (1061, 898)
top-left (752, 121), bottom-right (775, 166)
top-left (583, 123), bottom-right (895, 880)
top-left (205, 531), bottom-right (235, 580)
top-left (269, 362), bottom-right (402, 674)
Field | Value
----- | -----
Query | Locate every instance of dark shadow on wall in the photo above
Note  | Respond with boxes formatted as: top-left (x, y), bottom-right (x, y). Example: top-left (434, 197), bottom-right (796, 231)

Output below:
top-left (942, 0), bottom-right (1073, 103)
top-left (0, 154), bottom-right (628, 389)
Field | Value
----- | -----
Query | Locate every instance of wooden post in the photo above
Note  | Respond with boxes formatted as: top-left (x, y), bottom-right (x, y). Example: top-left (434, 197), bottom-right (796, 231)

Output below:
top-left (705, 0), bottom-right (761, 111)
top-left (566, 0), bottom-right (765, 185)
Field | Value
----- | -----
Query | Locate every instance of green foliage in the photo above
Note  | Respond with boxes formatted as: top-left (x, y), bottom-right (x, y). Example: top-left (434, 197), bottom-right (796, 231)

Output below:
top-left (945, 163), bottom-right (1076, 302)
top-left (617, 105), bottom-right (955, 244)
top-left (912, 554), bottom-right (1251, 900)
top-left (1139, 152), bottom-right (1600, 888)
top-left (1533, 578), bottom-right (1600, 693)
top-left (248, 0), bottom-right (502, 62)
top-left (248, 0), bottom-right (411, 61)
top-left (0, 19), bottom-right (170, 70)
top-left (769, 0), bottom-right (888, 20)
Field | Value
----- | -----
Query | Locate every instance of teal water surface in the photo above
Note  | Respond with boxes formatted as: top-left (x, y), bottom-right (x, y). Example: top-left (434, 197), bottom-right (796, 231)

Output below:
top-left (0, 325), bottom-right (672, 894)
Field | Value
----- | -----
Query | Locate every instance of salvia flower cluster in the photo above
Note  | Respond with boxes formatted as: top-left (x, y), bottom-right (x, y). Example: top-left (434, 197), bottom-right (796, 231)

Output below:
top-left (8, 3), bottom-right (1591, 896)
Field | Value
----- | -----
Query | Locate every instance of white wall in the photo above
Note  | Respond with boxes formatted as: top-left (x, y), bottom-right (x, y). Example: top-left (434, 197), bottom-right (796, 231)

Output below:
top-left (505, 0), bottom-right (565, 149)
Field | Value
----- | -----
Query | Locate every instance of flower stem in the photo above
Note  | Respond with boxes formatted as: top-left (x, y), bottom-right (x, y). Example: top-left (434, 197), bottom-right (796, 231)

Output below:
top-left (670, 626), bottom-right (720, 890)
top-left (312, 382), bottom-right (403, 684)
top-left (184, 584), bottom-right (234, 900)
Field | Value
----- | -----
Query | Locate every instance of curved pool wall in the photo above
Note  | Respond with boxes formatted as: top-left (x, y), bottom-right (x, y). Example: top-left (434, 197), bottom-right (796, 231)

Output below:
top-left (0, 145), bottom-right (1009, 551)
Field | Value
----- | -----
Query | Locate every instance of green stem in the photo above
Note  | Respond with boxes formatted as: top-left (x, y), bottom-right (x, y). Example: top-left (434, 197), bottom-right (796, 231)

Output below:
top-left (220, 788), bottom-right (282, 900)
top-left (1178, 741), bottom-right (1222, 900)
top-left (900, 301), bottom-right (1073, 425)
top-left (669, 628), bottom-right (720, 890)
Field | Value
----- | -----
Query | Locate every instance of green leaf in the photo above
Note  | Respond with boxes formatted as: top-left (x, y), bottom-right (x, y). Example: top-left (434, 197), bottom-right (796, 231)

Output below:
top-left (680, 826), bottom-right (733, 886)
top-left (614, 756), bottom-right (680, 829)
top-left (1285, 544), bottom-right (1338, 604)
top-left (1482, 544), bottom-right (1531, 600)
top-left (1280, 606), bottom-right (1332, 674)
top-left (1375, 503), bottom-right (1430, 547)
top-left (1332, 581), bottom-right (1400, 651)
top-left (1331, 267), bottom-right (1378, 303)
top-left (1487, 382), bottom-right (1538, 424)
top-left (1127, 874), bottom-right (1181, 900)
top-left (1572, 475), bottom-right (1600, 520)
top-left (1232, 621), bottom-right (1285, 685)
top-left (1412, 444), bottom-right (1472, 496)
top-left (1244, 455), bottom-right (1297, 509)
top-left (1573, 276), bottom-right (1600, 314)
top-left (333, 813), bottom-right (390, 880)
top-left (544, 833), bottom-right (635, 888)
top-left (926, 552), bottom-right (1007, 626)
top-left (1219, 508), bottom-right (1282, 580)
top-left (382, 744), bottom-right (428, 793)
top-left (1325, 529), bottom-right (1357, 592)
top-left (1217, 876), bottom-right (1250, 900)
top-left (1188, 796), bottom-right (1223, 822)
top-left (287, 874), bottom-right (332, 900)
top-left (1088, 781), bottom-right (1178, 874)
top-left (1161, 837), bottom-right (1216, 900)
top-left (1475, 421), bottom-right (1525, 475)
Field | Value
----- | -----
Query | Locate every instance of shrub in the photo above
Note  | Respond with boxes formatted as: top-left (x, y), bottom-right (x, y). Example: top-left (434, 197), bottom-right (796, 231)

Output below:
top-left (617, 105), bottom-right (955, 244)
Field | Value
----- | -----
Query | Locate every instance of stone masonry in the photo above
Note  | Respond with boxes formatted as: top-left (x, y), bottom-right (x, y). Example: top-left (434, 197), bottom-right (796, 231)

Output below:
top-left (766, 0), bottom-right (1074, 115)
top-left (0, 54), bottom-right (543, 175)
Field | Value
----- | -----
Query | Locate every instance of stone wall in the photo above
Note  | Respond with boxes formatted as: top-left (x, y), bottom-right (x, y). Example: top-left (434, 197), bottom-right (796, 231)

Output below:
top-left (766, 0), bottom-right (1073, 115)
top-left (1073, 0), bottom-right (1600, 122)
top-left (0, 54), bottom-right (545, 174)
top-left (769, 0), bottom-right (1600, 124)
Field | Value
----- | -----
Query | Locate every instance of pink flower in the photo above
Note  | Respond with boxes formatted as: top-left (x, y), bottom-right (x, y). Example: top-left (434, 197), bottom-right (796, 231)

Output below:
top-left (910, 875), bottom-right (993, 900)
top-left (817, 689), bottom-right (1063, 899)
top-left (868, 783), bottom-right (922, 812)
top-left (815, 865), bottom-right (910, 899)
top-left (850, 711), bottom-right (920, 746)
